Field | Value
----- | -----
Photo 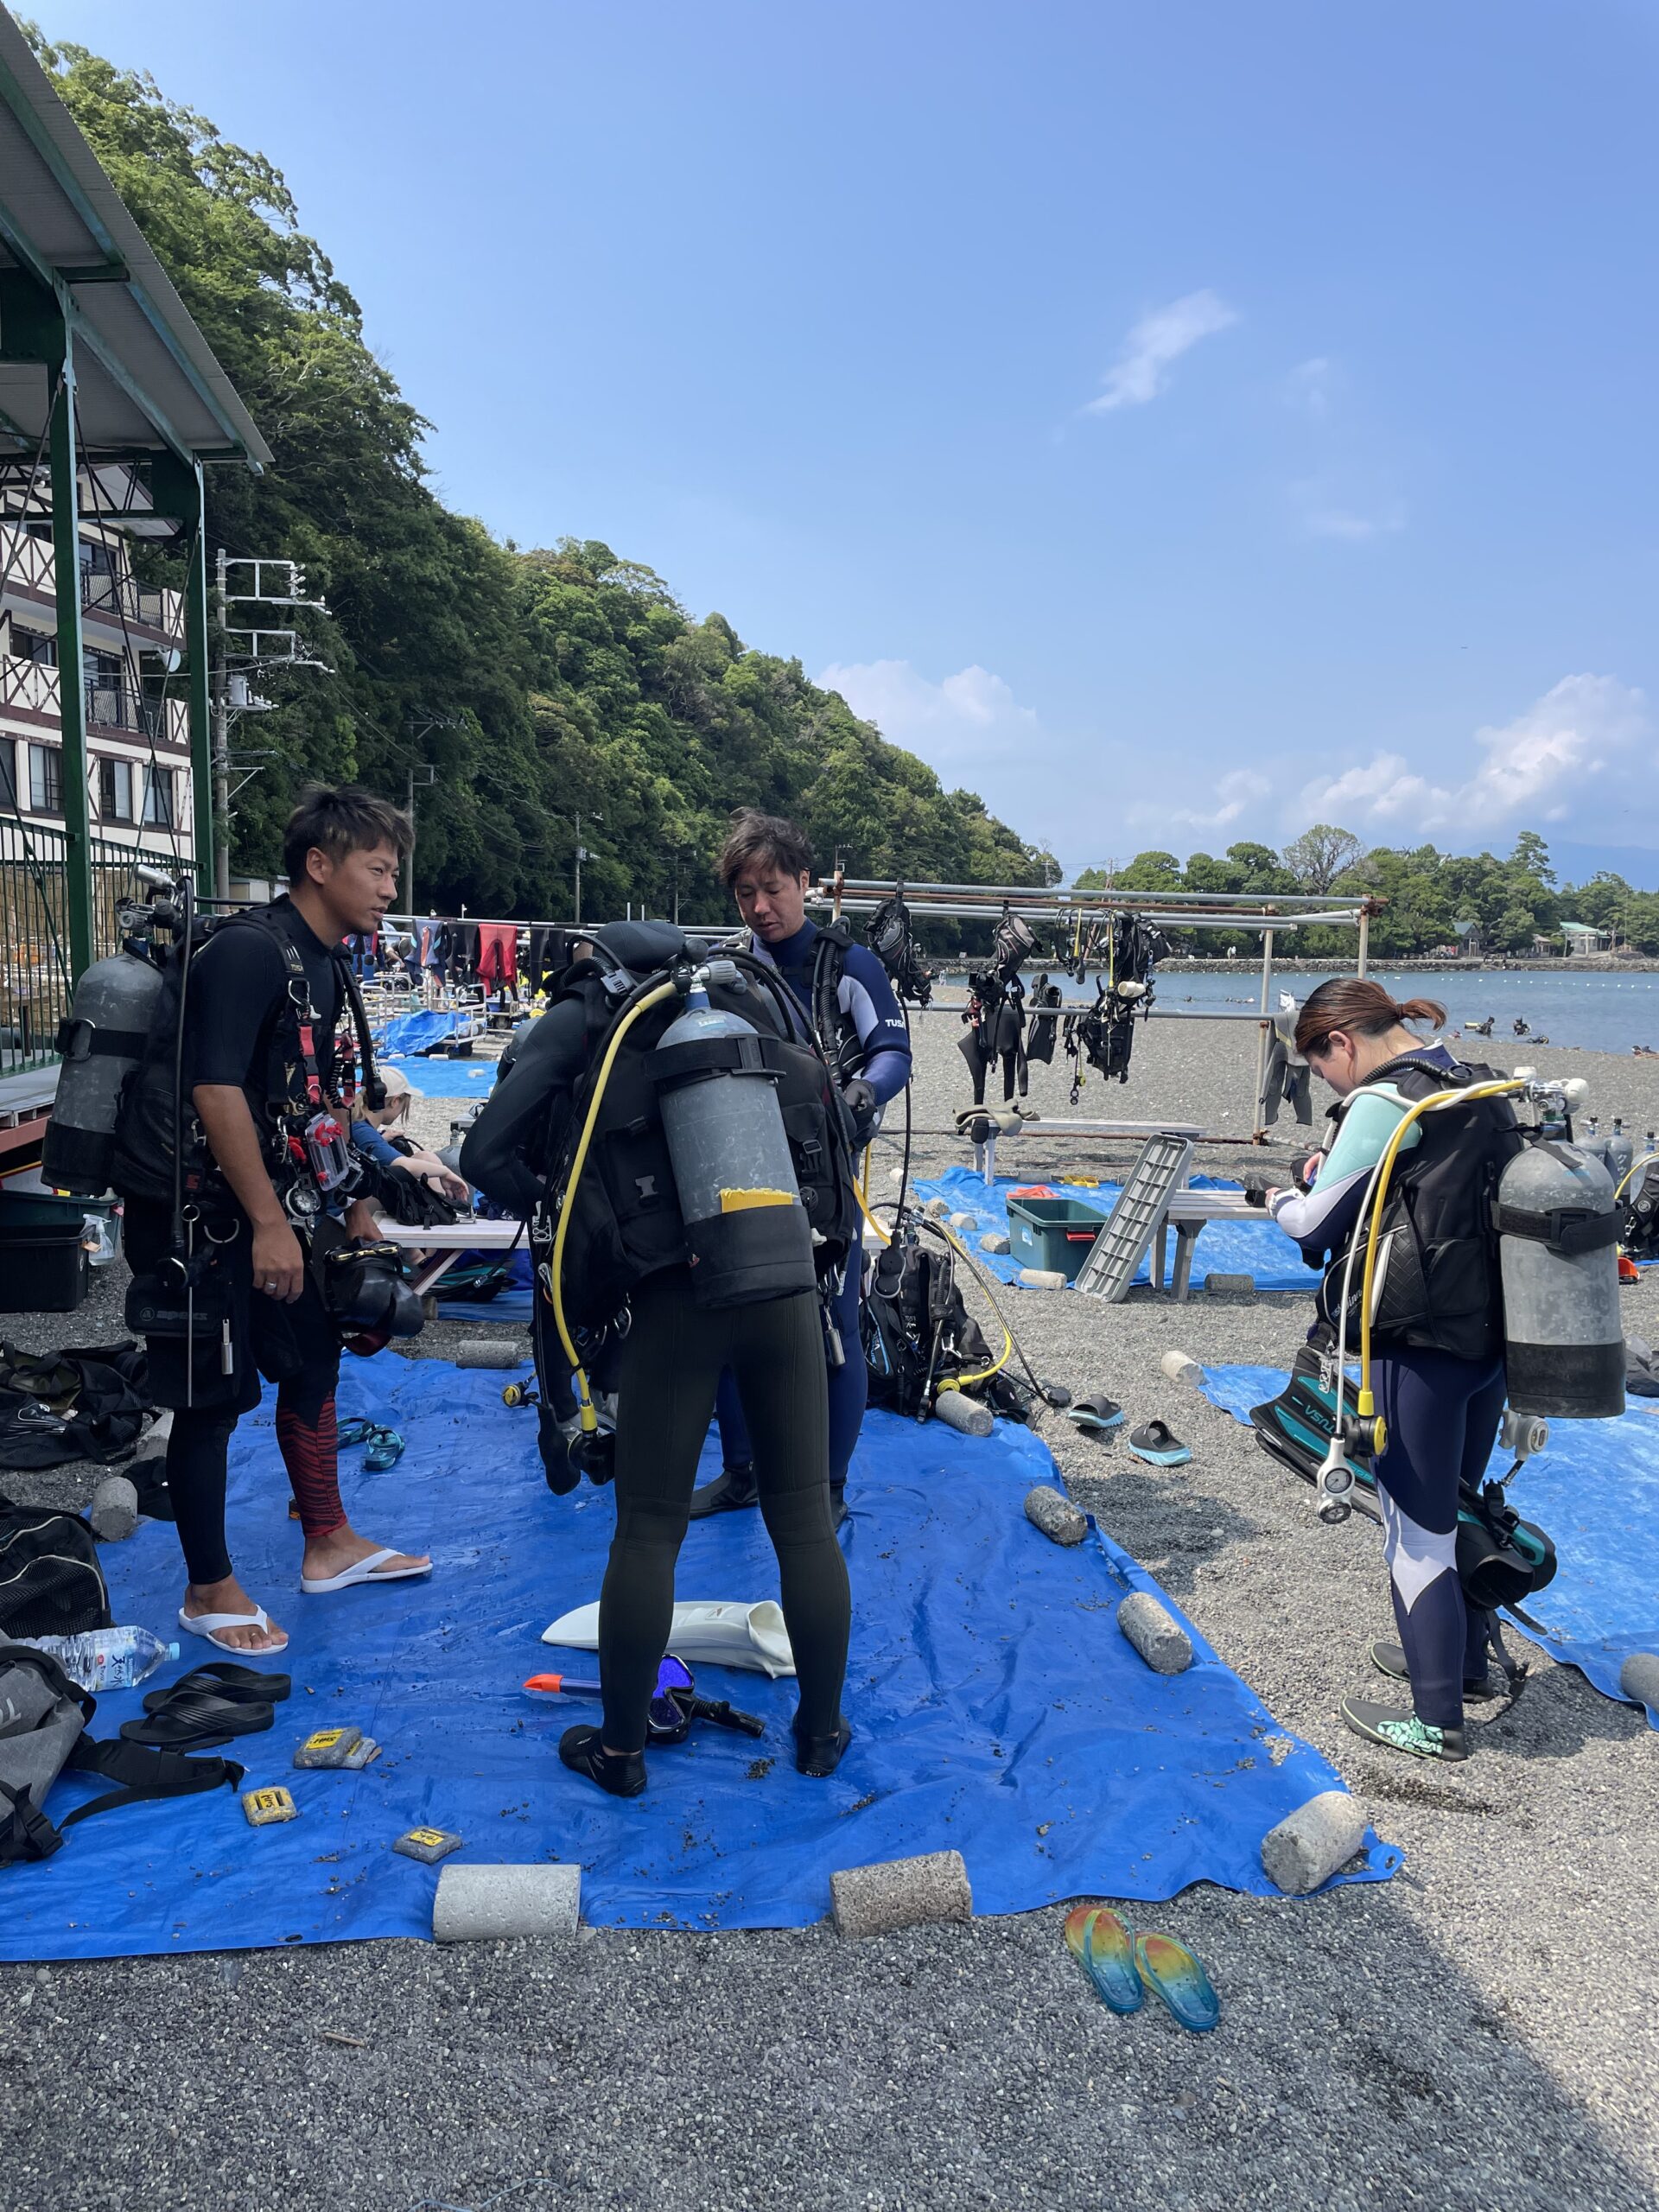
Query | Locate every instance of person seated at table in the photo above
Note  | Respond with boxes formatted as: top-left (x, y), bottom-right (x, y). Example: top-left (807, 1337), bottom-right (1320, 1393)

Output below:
top-left (352, 1066), bottom-right (469, 1205)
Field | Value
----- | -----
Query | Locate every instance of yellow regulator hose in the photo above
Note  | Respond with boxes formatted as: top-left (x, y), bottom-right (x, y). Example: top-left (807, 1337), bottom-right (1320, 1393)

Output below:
top-left (1353, 1078), bottom-right (1530, 1434)
top-left (549, 980), bottom-right (677, 1433)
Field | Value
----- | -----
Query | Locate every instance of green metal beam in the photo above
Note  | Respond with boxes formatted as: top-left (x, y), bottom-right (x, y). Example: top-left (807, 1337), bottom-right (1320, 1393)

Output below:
top-left (0, 48), bottom-right (256, 461)
top-left (0, 195), bottom-right (199, 466)
top-left (154, 450), bottom-right (213, 893)
top-left (46, 333), bottom-right (92, 976)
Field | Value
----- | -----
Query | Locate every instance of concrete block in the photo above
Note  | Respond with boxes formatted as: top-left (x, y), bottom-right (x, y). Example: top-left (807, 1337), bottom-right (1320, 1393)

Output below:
top-left (1116, 1592), bottom-right (1194, 1675)
top-left (1160, 1349), bottom-right (1204, 1390)
top-left (921, 1197), bottom-right (951, 1219)
top-left (454, 1340), bottom-right (524, 1370)
top-left (89, 1475), bottom-right (137, 1542)
top-left (433, 1862), bottom-right (582, 1942)
top-left (948, 1211), bottom-right (978, 1233)
top-left (1204, 1273), bottom-right (1255, 1299)
top-left (979, 1231), bottom-right (1011, 1255)
top-left (1025, 1484), bottom-right (1087, 1546)
top-left (1618, 1650), bottom-right (1659, 1713)
top-left (1018, 1268), bottom-right (1067, 1290)
top-left (831, 1850), bottom-right (973, 1940)
top-left (933, 1389), bottom-right (993, 1438)
top-left (1261, 1790), bottom-right (1368, 1896)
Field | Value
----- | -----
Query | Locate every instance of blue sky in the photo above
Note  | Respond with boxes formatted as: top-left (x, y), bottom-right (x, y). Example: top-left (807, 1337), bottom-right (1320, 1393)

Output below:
top-left (33, 1), bottom-right (1659, 881)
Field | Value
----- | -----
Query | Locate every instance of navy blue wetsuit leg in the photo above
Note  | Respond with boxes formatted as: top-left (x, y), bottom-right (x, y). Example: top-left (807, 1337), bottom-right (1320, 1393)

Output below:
top-left (1373, 1349), bottom-right (1506, 1729)
top-left (715, 1226), bottom-right (866, 1489)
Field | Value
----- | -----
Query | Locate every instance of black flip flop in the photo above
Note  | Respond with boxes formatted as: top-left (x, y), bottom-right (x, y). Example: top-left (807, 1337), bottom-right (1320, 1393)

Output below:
top-left (1126, 1421), bottom-right (1192, 1467)
top-left (1065, 1393), bottom-right (1125, 1433)
top-left (120, 1688), bottom-right (276, 1750)
top-left (142, 1662), bottom-right (291, 1713)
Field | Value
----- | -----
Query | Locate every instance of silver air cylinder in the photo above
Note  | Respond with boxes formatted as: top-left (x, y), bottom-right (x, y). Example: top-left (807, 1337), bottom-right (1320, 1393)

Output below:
top-left (1497, 1141), bottom-right (1624, 1417)
top-left (41, 950), bottom-right (164, 1196)
top-left (652, 987), bottom-right (815, 1308)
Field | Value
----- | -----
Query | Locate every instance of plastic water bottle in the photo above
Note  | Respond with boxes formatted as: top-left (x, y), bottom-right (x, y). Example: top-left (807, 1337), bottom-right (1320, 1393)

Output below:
top-left (19, 1625), bottom-right (179, 1691)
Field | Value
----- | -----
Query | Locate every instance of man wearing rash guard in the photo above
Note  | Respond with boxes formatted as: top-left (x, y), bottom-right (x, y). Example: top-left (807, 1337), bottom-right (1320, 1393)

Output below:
top-left (691, 810), bottom-right (913, 1528)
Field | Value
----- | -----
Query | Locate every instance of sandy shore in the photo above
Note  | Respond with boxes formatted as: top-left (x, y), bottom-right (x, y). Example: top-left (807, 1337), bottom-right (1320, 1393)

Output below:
top-left (5, 1014), bottom-right (1657, 2211)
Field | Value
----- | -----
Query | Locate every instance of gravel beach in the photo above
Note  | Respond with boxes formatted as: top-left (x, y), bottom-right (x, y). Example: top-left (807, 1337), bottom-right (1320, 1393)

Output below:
top-left (5, 1007), bottom-right (1658, 2212)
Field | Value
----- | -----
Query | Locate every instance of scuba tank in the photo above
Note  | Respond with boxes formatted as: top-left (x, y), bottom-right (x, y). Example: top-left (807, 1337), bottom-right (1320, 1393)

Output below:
top-left (1495, 1141), bottom-right (1624, 1416)
top-left (42, 944), bottom-right (167, 1196)
top-left (650, 985), bottom-right (817, 1308)
top-left (1607, 1117), bottom-right (1635, 1190)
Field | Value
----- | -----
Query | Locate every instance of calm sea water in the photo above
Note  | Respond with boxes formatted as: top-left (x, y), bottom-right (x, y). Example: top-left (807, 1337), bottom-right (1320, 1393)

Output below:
top-left (1142, 966), bottom-right (1659, 1053)
top-left (944, 965), bottom-right (1659, 1052)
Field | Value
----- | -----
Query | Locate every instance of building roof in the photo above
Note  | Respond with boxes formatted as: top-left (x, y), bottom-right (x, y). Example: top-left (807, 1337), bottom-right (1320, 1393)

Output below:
top-left (0, 10), bottom-right (268, 468)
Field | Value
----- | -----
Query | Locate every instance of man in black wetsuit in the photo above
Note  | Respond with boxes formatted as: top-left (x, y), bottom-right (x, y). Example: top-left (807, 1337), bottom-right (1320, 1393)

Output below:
top-left (118, 787), bottom-right (430, 1657)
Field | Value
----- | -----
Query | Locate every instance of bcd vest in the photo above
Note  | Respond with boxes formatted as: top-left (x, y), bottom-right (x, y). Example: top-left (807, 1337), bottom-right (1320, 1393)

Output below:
top-left (547, 970), bottom-right (859, 1333)
top-left (111, 903), bottom-right (362, 1214)
top-left (1317, 1055), bottom-right (1523, 1363)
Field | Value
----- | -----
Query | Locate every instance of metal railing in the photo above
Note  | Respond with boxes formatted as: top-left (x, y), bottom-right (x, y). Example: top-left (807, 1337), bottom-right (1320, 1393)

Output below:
top-left (81, 565), bottom-right (182, 636)
top-left (0, 817), bottom-right (160, 1075)
top-left (0, 658), bottom-right (188, 747)
top-left (0, 519), bottom-right (183, 638)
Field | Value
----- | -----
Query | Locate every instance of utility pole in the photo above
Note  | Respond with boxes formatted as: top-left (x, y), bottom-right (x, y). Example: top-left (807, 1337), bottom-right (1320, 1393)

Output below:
top-left (574, 809), bottom-right (601, 926)
top-left (212, 549), bottom-right (230, 901)
top-left (213, 555), bottom-right (330, 895)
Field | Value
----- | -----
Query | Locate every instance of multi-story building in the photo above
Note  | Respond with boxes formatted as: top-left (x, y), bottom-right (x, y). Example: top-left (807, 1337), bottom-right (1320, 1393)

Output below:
top-left (0, 462), bottom-right (192, 866)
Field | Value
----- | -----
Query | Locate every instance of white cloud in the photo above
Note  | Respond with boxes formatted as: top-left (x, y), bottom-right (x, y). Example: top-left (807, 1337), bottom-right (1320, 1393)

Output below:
top-left (1133, 768), bottom-right (1273, 834)
top-left (816, 657), bottom-right (1073, 843)
top-left (1287, 357), bottom-right (1333, 419)
top-left (1291, 475), bottom-right (1406, 540)
top-left (1084, 289), bottom-right (1238, 414)
top-left (1302, 500), bottom-right (1407, 541)
top-left (817, 658), bottom-right (1039, 766)
top-left (1299, 675), bottom-right (1650, 838)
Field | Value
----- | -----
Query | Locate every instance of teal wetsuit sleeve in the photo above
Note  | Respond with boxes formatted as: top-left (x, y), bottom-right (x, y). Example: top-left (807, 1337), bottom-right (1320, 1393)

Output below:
top-left (1268, 1087), bottom-right (1420, 1257)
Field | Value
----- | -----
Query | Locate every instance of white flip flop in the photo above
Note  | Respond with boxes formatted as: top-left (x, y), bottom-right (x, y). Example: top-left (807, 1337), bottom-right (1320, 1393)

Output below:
top-left (177, 1603), bottom-right (290, 1656)
top-left (300, 1547), bottom-right (433, 1596)
top-left (539, 1598), bottom-right (796, 1677)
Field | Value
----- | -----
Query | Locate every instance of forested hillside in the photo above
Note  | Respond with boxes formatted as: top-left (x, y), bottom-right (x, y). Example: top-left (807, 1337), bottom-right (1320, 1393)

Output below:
top-left (35, 35), bottom-right (1052, 922)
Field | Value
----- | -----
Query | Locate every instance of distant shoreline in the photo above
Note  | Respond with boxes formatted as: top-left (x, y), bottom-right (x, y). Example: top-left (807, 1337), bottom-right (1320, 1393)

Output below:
top-left (944, 957), bottom-right (1659, 976)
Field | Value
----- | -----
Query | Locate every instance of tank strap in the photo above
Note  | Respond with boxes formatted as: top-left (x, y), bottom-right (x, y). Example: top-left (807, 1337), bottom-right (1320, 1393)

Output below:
top-left (1493, 1198), bottom-right (1620, 1255)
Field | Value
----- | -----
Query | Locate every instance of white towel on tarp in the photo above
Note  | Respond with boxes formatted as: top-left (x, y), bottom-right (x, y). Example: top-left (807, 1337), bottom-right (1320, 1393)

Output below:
top-left (539, 1599), bottom-right (796, 1678)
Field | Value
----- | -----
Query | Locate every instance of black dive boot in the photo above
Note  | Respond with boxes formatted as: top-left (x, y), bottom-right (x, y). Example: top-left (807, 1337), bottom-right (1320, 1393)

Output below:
top-left (793, 1714), bottom-right (853, 1777)
top-left (1339, 1699), bottom-right (1468, 1762)
top-left (559, 1726), bottom-right (647, 1797)
top-left (689, 1461), bottom-right (759, 1518)
top-left (1368, 1641), bottom-right (1498, 1701)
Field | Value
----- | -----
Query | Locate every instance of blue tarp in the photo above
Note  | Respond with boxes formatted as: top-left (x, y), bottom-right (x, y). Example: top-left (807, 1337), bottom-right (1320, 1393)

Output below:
top-left (913, 1166), bottom-right (1313, 1292)
top-left (391, 1057), bottom-right (499, 1101)
top-left (1198, 1363), bottom-right (1659, 1730)
top-left (5, 1363), bottom-right (1395, 1961)
top-left (376, 1009), bottom-right (466, 1056)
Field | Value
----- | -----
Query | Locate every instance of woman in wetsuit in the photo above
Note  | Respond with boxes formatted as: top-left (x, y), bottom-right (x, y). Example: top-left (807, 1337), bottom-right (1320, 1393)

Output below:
top-left (1266, 979), bottom-right (1521, 1764)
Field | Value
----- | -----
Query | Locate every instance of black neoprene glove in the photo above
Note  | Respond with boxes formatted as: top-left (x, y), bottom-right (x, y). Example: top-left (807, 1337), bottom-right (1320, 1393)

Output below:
top-left (840, 1077), bottom-right (879, 1147)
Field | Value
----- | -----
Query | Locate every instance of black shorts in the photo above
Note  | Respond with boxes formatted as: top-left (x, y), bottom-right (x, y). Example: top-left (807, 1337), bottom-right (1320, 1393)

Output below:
top-left (124, 1198), bottom-right (340, 1415)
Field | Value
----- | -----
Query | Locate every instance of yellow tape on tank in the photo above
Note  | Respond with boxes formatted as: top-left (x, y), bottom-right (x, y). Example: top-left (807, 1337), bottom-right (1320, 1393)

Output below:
top-left (719, 1188), bottom-right (795, 1211)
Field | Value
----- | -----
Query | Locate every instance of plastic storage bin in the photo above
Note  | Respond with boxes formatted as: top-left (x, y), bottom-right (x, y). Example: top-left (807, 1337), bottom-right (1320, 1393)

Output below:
top-left (1004, 1193), bottom-right (1108, 1282)
top-left (0, 1208), bottom-right (88, 1310)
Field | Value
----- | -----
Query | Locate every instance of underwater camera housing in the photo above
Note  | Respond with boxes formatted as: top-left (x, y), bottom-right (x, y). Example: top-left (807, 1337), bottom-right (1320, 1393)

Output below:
top-left (320, 1237), bottom-right (424, 1356)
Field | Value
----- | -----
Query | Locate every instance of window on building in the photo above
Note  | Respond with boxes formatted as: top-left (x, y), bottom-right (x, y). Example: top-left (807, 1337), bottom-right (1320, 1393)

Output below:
top-left (0, 741), bottom-right (15, 810)
top-left (10, 625), bottom-right (55, 666)
top-left (99, 756), bottom-right (136, 823)
top-left (28, 742), bottom-right (62, 814)
top-left (79, 537), bottom-right (113, 575)
top-left (142, 765), bottom-right (174, 828)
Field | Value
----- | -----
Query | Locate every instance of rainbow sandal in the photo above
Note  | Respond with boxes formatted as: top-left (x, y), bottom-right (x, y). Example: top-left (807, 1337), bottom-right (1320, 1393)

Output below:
top-left (1134, 1929), bottom-right (1221, 2033)
top-left (1064, 1905), bottom-right (1143, 2015)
